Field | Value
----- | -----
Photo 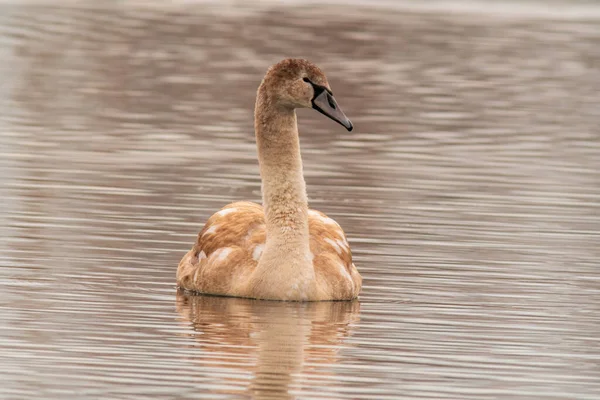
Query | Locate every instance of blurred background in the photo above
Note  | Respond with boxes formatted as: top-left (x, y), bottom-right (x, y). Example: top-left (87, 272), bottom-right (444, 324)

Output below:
top-left (0, 1), bottom-right (599, 399)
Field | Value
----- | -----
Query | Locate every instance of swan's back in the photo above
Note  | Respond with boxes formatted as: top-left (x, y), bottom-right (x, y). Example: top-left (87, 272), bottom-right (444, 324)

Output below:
top-left (177, 202), bottom-right (361, 300)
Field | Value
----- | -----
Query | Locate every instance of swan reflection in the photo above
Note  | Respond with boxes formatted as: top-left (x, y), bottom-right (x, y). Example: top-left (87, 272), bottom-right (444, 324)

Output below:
top-left (176, 291), bottom-right (360, 399)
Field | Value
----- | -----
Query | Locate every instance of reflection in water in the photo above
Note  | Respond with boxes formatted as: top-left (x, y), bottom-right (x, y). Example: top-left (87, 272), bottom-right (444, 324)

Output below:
top-left (176, 293), bottom-right (360, 399)
top-left (1, 2), bottom-right (600, 399)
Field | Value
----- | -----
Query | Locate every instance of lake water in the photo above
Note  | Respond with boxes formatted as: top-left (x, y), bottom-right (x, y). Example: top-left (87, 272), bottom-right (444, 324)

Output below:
top-left (1, 2), bottom-right (599, 399)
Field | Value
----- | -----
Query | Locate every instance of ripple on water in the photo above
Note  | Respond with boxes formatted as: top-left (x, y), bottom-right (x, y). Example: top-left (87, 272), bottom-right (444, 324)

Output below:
top-left (1, 2), bottom-right (599, 399)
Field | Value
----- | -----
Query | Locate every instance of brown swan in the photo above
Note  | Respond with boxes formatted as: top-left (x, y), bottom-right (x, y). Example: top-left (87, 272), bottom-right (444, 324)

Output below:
top-left (177, 58), bottom-right (362, 301)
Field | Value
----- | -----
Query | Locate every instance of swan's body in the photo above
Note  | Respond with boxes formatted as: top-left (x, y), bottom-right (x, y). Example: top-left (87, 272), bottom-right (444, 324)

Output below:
top-left (177, 58), bottom-right (362, 301)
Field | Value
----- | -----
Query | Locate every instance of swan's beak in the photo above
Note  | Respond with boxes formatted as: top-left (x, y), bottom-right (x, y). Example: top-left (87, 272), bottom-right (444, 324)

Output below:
top-left (312, 90), bottom-right (353, 132)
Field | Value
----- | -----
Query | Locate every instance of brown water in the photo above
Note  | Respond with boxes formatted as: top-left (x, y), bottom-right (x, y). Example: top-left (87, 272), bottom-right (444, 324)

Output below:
top-left (1, 2), bottom-right (599, 399)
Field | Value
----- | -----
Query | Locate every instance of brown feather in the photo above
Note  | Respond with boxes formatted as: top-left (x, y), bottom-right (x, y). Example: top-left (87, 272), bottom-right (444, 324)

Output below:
top-left (177, 202), bottom-right (361, 300)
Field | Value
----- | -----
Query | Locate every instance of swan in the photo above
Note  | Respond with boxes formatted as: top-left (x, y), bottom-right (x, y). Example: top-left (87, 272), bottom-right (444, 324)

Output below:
top-left (177, 58), bottom-right (362, 301)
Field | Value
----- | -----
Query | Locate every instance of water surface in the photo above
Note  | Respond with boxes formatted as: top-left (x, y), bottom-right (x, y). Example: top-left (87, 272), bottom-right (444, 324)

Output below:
top-left (1, 2), bottom-right (599, 399)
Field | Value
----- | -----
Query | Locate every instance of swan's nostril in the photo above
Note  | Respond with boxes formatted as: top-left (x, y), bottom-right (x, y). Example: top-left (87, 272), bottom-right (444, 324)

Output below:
top-left (327, 94), bottom-right (336, 109)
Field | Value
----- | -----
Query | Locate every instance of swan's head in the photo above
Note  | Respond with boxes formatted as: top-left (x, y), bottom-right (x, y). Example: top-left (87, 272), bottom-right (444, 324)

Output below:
top-left (260, 58), bottom-right (353, 131)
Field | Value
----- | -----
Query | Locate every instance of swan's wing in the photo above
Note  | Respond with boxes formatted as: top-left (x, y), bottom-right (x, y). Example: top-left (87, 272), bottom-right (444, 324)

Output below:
top-left (177, 201), bottom-right (266, 295)
top-left (308, 209), bottom-right (362, 299)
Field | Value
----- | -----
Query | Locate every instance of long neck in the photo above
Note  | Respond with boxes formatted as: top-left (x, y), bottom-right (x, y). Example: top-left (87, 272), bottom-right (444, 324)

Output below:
top-left (254, 91), bottom-right (310, 250)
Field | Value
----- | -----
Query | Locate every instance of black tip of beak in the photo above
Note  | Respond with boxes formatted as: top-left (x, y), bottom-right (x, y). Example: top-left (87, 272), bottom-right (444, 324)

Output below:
top-left (346, 122), bottom-right (353, 132)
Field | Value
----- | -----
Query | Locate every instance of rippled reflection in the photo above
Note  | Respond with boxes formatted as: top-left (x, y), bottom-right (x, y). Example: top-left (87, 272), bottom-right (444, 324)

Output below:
top-left (176, 293), bottom-right (359, 399)
top-left (1, 2), bottom-right (599, 399)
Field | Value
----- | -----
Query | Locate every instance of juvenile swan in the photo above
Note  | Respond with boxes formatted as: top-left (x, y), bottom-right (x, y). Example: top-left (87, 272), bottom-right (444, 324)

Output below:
top-left (177, 58), bottom-right (362, 301)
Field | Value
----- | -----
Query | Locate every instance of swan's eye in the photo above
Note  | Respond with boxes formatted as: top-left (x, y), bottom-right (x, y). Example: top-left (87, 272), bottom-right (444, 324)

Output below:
top-left (302, 77), bottom-right (310, 83)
